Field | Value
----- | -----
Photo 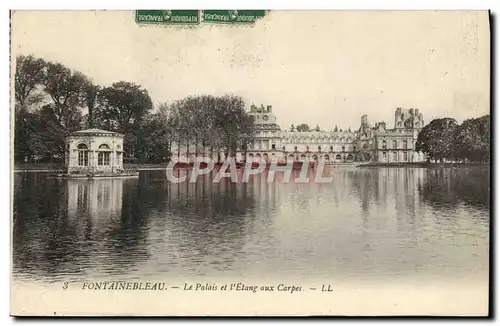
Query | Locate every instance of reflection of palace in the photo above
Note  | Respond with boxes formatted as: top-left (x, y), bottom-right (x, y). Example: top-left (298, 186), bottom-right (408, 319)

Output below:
top-left (171, 106), bottom-right (426, 163)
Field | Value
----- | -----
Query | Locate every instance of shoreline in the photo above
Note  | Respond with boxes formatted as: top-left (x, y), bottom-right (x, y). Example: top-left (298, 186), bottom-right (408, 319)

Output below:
top-left (13, 161), bottom-right (490, 173)
top-left (359, 162), bottom-right (489, 168)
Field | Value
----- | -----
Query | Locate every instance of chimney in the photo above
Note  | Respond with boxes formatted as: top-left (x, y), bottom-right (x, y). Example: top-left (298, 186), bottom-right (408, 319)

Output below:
top-left (361, 114), bottom-right (368, 125)
top-left (267, 105), bottom-right (272, 112)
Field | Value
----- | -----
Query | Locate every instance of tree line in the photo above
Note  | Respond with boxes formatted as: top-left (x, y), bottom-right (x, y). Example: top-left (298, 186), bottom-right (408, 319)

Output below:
top-left (415, 115), bottom-right (490, 163)
top-left (14, 55), bottom-right (255, 164)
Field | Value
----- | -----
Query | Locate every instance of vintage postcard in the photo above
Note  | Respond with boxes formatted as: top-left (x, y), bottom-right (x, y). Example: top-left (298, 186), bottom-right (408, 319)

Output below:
top-left (10, 10), bottom-right (491, 316)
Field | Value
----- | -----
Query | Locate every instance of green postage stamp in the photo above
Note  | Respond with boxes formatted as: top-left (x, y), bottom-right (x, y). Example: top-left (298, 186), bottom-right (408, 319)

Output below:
top-left (135, 10), bottom-right (267, 25)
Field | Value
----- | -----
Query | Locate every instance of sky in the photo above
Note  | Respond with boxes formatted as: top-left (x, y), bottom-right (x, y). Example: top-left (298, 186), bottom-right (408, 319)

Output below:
top-left (10, 10), bottom-right (490, 131)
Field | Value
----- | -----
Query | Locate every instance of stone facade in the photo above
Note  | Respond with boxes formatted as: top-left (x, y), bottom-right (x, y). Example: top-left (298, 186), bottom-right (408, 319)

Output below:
top-left (65, 128), bottom-right (125, 173)
top-left (371, 108), bottom-right (426, 163)
top-left (246, 104), bottom-right (283, 162)
top-left (170, 106), bottom-right (426, 164)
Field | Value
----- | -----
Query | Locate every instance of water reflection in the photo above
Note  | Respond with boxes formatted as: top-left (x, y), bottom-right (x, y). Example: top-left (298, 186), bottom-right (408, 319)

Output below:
top-left (138, 172), bottom-right (260, 275)
top-left (418, 166), bottom-right (490, 211)
top-left (12, 167), bottom-right (490, 282)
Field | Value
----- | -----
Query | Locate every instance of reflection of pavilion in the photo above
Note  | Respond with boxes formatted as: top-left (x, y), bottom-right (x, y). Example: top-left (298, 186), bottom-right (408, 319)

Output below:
top-left (64, 177), bottom-right (149, 271)
top-left (67, 179), bottom-right (124, 221)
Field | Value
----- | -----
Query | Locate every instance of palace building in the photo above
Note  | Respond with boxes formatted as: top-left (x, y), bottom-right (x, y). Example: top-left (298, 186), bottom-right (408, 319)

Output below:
top-left (170, 105), bottom-right (426, 164)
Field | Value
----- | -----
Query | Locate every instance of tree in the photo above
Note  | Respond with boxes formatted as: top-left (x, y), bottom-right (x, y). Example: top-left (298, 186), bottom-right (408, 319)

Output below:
top-left (167, 94), bottom-right (256, 164)
top-left (454, 115), bottom-right (490, 163)
top-left (84, 83), bottom-right (101, 128)
top-left (314, 125), bottom-right (321, 132)
top-left (169, 96), bottom-right (196, 159)
top-left (14, 109), bottom-right (42, 162)
top-left (137, 103), bottom-right (176, 163)
top-left (14, 55), bottom-right (47, 162)
top-left (479, 115), bottom-right (491, 162)
top-left (415, 118), bottom-right (458, 163)
top-left (21, 60), bottom-right (90, 160)
top-left (213, 94), bottom-right (255, 160)
top-left (290, 124), bottom-right (295, 132)
top-left (99, 81), bottom-right (153, 132)
top-left (334, 125), bottom-right (338, 132)
top-left (42, 62), bottom-right (89, 130)
top-left (296, 123), bottom-right (310, 132)
top-left (14, 55), bottom-right (46, 113)
top-left (37, 105), bottom-right (74, 161)
top-left (98, 81), bottom-right (154, 158)
top-left (199, 95), bottom-right (225, 162)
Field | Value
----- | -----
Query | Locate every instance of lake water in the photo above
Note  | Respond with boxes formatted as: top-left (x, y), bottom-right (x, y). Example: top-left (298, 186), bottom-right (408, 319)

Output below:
top-left (12, 166), bottom-right (490, 284)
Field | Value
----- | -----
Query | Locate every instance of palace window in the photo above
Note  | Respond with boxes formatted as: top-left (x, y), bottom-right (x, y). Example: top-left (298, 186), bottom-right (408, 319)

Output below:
top-left (404, 152), bottom-right (408, 161)
top-left (318, 146), bottom-right (321, 152)
top-left (282, 146), bottom-right (286, 151)
top-left (382, 140), bottom-right (387, 149)
top-left (77, 144), bottom-right (89, 166)
top-left (383, 152), bottom-right (387, 160)
top-left (342, 146), bottom-right (345, 152)
top-left (294, 146), bottom-right (298, 152)
top-left (330, 146), bottom-right (333, 152)
top-left (336, 154), bottom-right (342, 160)
top-left (271, 144), bottom-right (276, 150)
top-left (353, 146), bottom-right (356, 152)
top-left (98, 144), bottom-right (111, 166)
top-left (403, 140), bottom-right (408, 149)
top-left (393, 140), bottom-right (398, 149)
top-left (306, 146), bottom-right (310, 152)
top-left (393, 151), bottom-right (398, 162)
